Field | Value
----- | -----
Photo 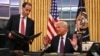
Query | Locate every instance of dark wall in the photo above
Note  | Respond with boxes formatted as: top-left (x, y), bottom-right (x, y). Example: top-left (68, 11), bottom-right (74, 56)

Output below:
top-left (0, 19), bottom-right (8, 30)
top-left (0, 19), bottom-right (8, 48)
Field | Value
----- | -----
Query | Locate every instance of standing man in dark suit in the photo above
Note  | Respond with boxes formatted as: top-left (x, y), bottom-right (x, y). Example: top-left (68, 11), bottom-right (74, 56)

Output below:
top-left (43, 21), bottom-right (81, 53)
top-left (5, 2), bottom-right (34, 52)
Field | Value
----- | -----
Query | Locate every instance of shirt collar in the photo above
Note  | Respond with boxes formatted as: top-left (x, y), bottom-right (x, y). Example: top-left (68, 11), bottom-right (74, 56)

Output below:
top-left (61, 32), bottom-right (67, 39)
top-left (20, 14), bottom-right (27, 19)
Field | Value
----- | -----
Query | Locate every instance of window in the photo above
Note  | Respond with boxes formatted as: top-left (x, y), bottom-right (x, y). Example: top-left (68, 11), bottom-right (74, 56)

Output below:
top-left (0, 0), bottom-right (20, 19)
top-left (57, 0), bottom-right (79, 33)
top-left (0, 0), bottom-right (21, 29)
top-left (10, 0), bottom-right (19, 15)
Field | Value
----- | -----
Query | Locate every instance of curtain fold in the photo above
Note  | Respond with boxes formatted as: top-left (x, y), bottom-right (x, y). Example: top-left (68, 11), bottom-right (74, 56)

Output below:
top-left (85, 0), bottom-right (100, 42)
top-left (25, 0), bottom-right (51, 51)
top-left (24, 0), bottom-right (100, 51)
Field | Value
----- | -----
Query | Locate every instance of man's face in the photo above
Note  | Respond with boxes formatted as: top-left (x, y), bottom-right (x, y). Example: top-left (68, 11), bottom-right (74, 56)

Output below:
top-left (22, 4), bottom-right (32, 17)
top-left (56, 23), bottom-right (67, 35)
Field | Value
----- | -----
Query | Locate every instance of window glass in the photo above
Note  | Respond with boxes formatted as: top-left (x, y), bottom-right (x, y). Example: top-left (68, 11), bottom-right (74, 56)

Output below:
top-left (71, 0), bottom-right (79, 6)
top-left (0, 0), bottom-right (19, 19)
top-left (62, 0), bottom-right (70, 6)
top-left (62, 7), bottom-right (70, 19)
top-left (10, 6), bottom-right (19, 15)
top-left (71, 7), bottom-right (78, 18)
top-left (0, 0), bottom-right (9, 4)
top-left (10, 0), bottom-right (19, 5)
top-left (57, 0), bottom-right (79, 19)
top-left (57, 0), bottom-right (79, 33)
top-left (0, 5), bottom-right (9, 17)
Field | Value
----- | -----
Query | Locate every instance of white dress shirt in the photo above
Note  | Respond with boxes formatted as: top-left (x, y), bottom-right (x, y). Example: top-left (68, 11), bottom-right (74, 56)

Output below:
top-left (57, 32), bottom-right (78, 53)
top-left (19, 14), bottom-right (27, 34)
top-left (57, 32), bottom-right (67, 53)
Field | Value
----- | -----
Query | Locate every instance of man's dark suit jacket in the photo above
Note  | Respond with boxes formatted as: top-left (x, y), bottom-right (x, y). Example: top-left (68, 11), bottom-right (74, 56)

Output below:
top-left (44, 33), bottom-right (81, 53)
top-left (5, 14), bottom-right (34, 51)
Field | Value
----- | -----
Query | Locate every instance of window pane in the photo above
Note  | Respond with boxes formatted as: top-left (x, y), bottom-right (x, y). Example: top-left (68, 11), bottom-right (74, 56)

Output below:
top-left (57, 0), bottom-right (62, 6)
top-left (10, 0), bottom-right (19, 5)
top-left (62, 0), bottom-right (70, 6)
top-left (58, 7), bottom-right (71, 19)
top-left (71, 0), bottom-right (79, 6)
top-left (62, 11), bottom-right (70, 19)
top-left (0, 0), bottom-right (9, 4)
top-left (71, 7), bottom-right (78, 18)
top-left (10, 6), bottom-right (19, 15)
top-left (0, 5), bottom-right (9, 17)
top-left (58, 7), bottom-right (62, 18)
top-left (57, 0), bottom-right (70, 6)
top-left (62, 7), bottom-right (70, 19)
top-left (61, 20), bottom-right (75, 34)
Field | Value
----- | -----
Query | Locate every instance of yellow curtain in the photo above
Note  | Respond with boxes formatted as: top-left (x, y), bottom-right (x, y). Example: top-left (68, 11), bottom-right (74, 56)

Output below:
top-left (85, 0), bottom-right (100, 42)
top-left (24, 0), bottom-right (100, 51)
top-left (25, 0), bottom-right (51, 51)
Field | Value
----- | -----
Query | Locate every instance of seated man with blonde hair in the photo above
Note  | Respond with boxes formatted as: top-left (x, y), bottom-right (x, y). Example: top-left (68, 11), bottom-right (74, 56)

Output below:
top-left (43, 21), bottom-right (81, 53)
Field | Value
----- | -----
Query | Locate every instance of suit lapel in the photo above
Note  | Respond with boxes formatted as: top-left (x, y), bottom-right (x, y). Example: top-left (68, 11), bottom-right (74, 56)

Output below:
top-left (55, 36), bottom-right (60, 51)
top-left (56, 36), bottom-right (60, 49)
top-left (15, 15), bottom-right (20, 32)
top-left (25, 17), bottom-right (30, 35)
top-left (64, 33), bottom-right (71, 51)
top-left (65, 33), bottom-right (71, 44)
top-left (52, 36), bottom-right (60, 51)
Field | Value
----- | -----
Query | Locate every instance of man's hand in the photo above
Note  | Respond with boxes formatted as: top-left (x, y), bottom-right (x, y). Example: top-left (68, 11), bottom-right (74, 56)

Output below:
top-left (69, 34), bottom-right (78, 48)
top-left (8, 32), bottom-right (15, 39)
top-left (43, 35), bottom-right (49, 47)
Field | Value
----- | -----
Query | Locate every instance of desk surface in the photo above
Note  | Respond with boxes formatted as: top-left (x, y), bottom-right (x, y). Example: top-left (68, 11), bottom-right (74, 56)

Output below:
top-left (43, 53), bottom-right (86, 56)
top-left (24, 52), bottom-right (87, 56)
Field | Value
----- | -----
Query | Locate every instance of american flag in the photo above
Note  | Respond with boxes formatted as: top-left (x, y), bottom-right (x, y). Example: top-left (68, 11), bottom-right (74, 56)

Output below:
top-left (47, 0), bottom-right (59, 42)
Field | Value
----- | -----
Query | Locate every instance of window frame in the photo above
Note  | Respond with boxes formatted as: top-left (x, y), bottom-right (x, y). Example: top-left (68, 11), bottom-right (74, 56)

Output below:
top-left (0, 0), bottom-right (23, 20)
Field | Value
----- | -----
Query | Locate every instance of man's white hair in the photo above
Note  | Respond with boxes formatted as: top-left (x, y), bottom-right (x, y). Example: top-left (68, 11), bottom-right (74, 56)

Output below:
top-left (55, 21), bottom-right (68, 28)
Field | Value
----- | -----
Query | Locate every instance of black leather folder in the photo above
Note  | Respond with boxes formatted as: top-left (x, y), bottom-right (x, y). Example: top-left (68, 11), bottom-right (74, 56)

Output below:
top-left (11, 31), bottom-right (41, 44)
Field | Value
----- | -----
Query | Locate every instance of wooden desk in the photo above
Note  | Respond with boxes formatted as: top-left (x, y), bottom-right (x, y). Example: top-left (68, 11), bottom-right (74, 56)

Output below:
top-left (43, 53), bottom-right (86, 56)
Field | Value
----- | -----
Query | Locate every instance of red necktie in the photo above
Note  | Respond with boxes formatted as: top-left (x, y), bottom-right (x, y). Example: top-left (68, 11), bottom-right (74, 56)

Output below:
top-left (21, 17), bottom-right (25, 35)
top-left (60, 37), bottom-right (64, 53)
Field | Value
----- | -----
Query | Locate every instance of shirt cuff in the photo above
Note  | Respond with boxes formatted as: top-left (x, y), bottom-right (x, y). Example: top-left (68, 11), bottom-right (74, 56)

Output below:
top-left (74, 45), bottom-right (78, 51)
top-left (41, 44), bottom-right (51, 51)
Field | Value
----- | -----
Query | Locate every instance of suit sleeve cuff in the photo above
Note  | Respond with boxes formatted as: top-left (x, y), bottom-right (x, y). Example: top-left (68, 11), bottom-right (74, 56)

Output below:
top-left (74, 45), bottom-right (78, 51)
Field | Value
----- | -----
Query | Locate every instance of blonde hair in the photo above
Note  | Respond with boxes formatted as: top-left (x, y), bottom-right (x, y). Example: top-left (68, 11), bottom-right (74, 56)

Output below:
top-left (55, 21), bottom-right (68, 28)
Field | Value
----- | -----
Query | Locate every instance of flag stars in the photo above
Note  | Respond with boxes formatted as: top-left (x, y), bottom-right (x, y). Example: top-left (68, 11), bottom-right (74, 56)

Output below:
top-left (50, 0), bottom-right (59, 19)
